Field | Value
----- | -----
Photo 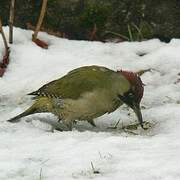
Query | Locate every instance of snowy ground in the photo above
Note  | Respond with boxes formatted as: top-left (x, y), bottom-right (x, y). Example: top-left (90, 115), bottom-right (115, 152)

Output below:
top-left (0, 27), bottom-right (180, 180)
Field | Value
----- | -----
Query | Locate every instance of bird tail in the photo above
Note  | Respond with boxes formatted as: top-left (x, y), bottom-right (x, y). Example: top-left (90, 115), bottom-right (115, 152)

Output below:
top-left (7, 105), bottom-right (38, 123)
top-left (7, 96), bottom-right (51, 123)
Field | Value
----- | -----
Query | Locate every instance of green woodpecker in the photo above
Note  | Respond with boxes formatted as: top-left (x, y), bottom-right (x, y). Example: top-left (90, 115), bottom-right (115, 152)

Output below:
top-left (7, 65), bottom-right (144, 130)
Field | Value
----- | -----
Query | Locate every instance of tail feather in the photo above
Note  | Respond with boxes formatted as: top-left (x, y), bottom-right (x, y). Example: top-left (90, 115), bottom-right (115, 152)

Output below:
top-left (7, 106), bottom-right (37, 123)
top-left (7, 96), bottom-right (51, 123)
top-left (28, 91), bottom-right (39, 100)
top-left (27, 91), bottom-right (38, 96)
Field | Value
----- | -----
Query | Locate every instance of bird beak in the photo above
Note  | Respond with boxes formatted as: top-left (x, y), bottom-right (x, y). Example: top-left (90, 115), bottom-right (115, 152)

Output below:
top-left (132, 103), bottom-right (144, 129)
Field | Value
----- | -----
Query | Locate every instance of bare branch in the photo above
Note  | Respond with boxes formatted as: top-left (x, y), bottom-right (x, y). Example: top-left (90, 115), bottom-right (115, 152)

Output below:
top-left (0, 18), bottom-right (9, 51)
top-left (136, 68), bottom-right (152, 76)
top-left (89, 23), bottom-right (97, 41)
top-left (9, 0), bottom-right (15, 44)
top-left (32, 0), bottom-right (48, 41)
top-left (0, 17), bottom-right (10, 77)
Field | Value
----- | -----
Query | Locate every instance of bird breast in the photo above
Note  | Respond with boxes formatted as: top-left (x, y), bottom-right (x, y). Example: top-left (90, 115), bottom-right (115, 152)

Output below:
top-left (51, 89), bottom-right (122, 121)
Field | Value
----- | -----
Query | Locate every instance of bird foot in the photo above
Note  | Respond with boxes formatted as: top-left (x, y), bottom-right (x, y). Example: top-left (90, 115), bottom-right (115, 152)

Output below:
top-left (123, 121), bottom-right (154, 131)
top-left (108, 121), bottom-right (154, 131)
top-left (141, 121), bottom-right (154, 130)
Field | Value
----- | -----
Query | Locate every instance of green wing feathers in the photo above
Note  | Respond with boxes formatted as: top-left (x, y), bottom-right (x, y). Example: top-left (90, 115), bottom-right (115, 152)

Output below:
top-left (29, 66), bottom-right (130, 99)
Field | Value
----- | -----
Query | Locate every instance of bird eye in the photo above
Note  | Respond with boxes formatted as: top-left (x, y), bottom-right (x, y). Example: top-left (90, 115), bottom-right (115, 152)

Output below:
top-left (128, 92), bottom-right (134, 98)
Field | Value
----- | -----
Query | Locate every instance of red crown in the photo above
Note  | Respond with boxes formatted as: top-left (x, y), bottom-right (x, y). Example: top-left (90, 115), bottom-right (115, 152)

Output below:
top-left (117, 70), bottom-right (144, 103)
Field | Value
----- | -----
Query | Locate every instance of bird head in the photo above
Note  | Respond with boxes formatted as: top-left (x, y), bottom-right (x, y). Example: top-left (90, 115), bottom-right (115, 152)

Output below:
top-left (117, 70), bottom-right (144, 128)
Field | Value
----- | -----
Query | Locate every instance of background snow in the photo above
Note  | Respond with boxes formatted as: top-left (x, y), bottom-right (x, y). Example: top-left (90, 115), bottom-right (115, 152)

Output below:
top-left (0, 27), bottom-right (180, 180)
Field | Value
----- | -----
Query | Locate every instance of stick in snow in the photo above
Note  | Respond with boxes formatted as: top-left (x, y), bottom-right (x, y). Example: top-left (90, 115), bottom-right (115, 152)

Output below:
top-left (9, 0), bottom-right (15, 44)
top-left (32, 0), bottom-right (48, 49)
top-left (0, 17), bottom-right (10, 77)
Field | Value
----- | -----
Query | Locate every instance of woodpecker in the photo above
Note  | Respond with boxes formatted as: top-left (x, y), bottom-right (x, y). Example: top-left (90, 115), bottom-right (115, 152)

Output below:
top-left (7, 65), bottom-right (144, 130)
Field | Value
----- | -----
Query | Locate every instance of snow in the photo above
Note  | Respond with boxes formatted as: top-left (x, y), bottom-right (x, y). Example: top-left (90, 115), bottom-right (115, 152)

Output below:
top-left (0, 27), bottom-right (180, 180)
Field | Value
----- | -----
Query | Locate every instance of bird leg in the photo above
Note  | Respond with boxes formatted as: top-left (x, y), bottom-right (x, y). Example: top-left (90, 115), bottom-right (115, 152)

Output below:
top-left (50, 118), bottom-right (73, 132)
top-left (58, 117), bottom-right (62, 122)
top-left (62, 119), bottom-right (73, 131)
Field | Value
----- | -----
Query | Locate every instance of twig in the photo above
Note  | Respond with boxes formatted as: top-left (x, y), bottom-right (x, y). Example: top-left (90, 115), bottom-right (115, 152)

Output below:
top-left (98, 151), bottom-right (103, 159)
top-left (0, 18), bottom-right (9, 51)
top-left (39, 167), bottom-right (43, 180)
top-left (0, 17), bottom-right (10, 77)
top-left (9, 0), bottom-right (15, 44)
top-left (91, 162), bottom-right (100, 174)
top-left (122, 128), bottom-right (139, 135)
top-left (27, 22), bottom-right (65, 38)
top-left (136, 68), bottom-right (152, 76)
top-left (127, 24), bottom-right (133, 41)
top-left (89, 23), bottom-right (97, 41)
top-left (104, 30), bottom-right (130, 41)
top-left (114, 119), bottom-right (121, 128)
top-left (121, 121), bottom-right (139, 135)
top-left (39, 159), bottom-right (49, 180)
top-left (32, 0), bottom-right (48, 41)
top-left (131, 22), bottom-right (144, 40)
top-left (107, 119), bottom-right (121, 129)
